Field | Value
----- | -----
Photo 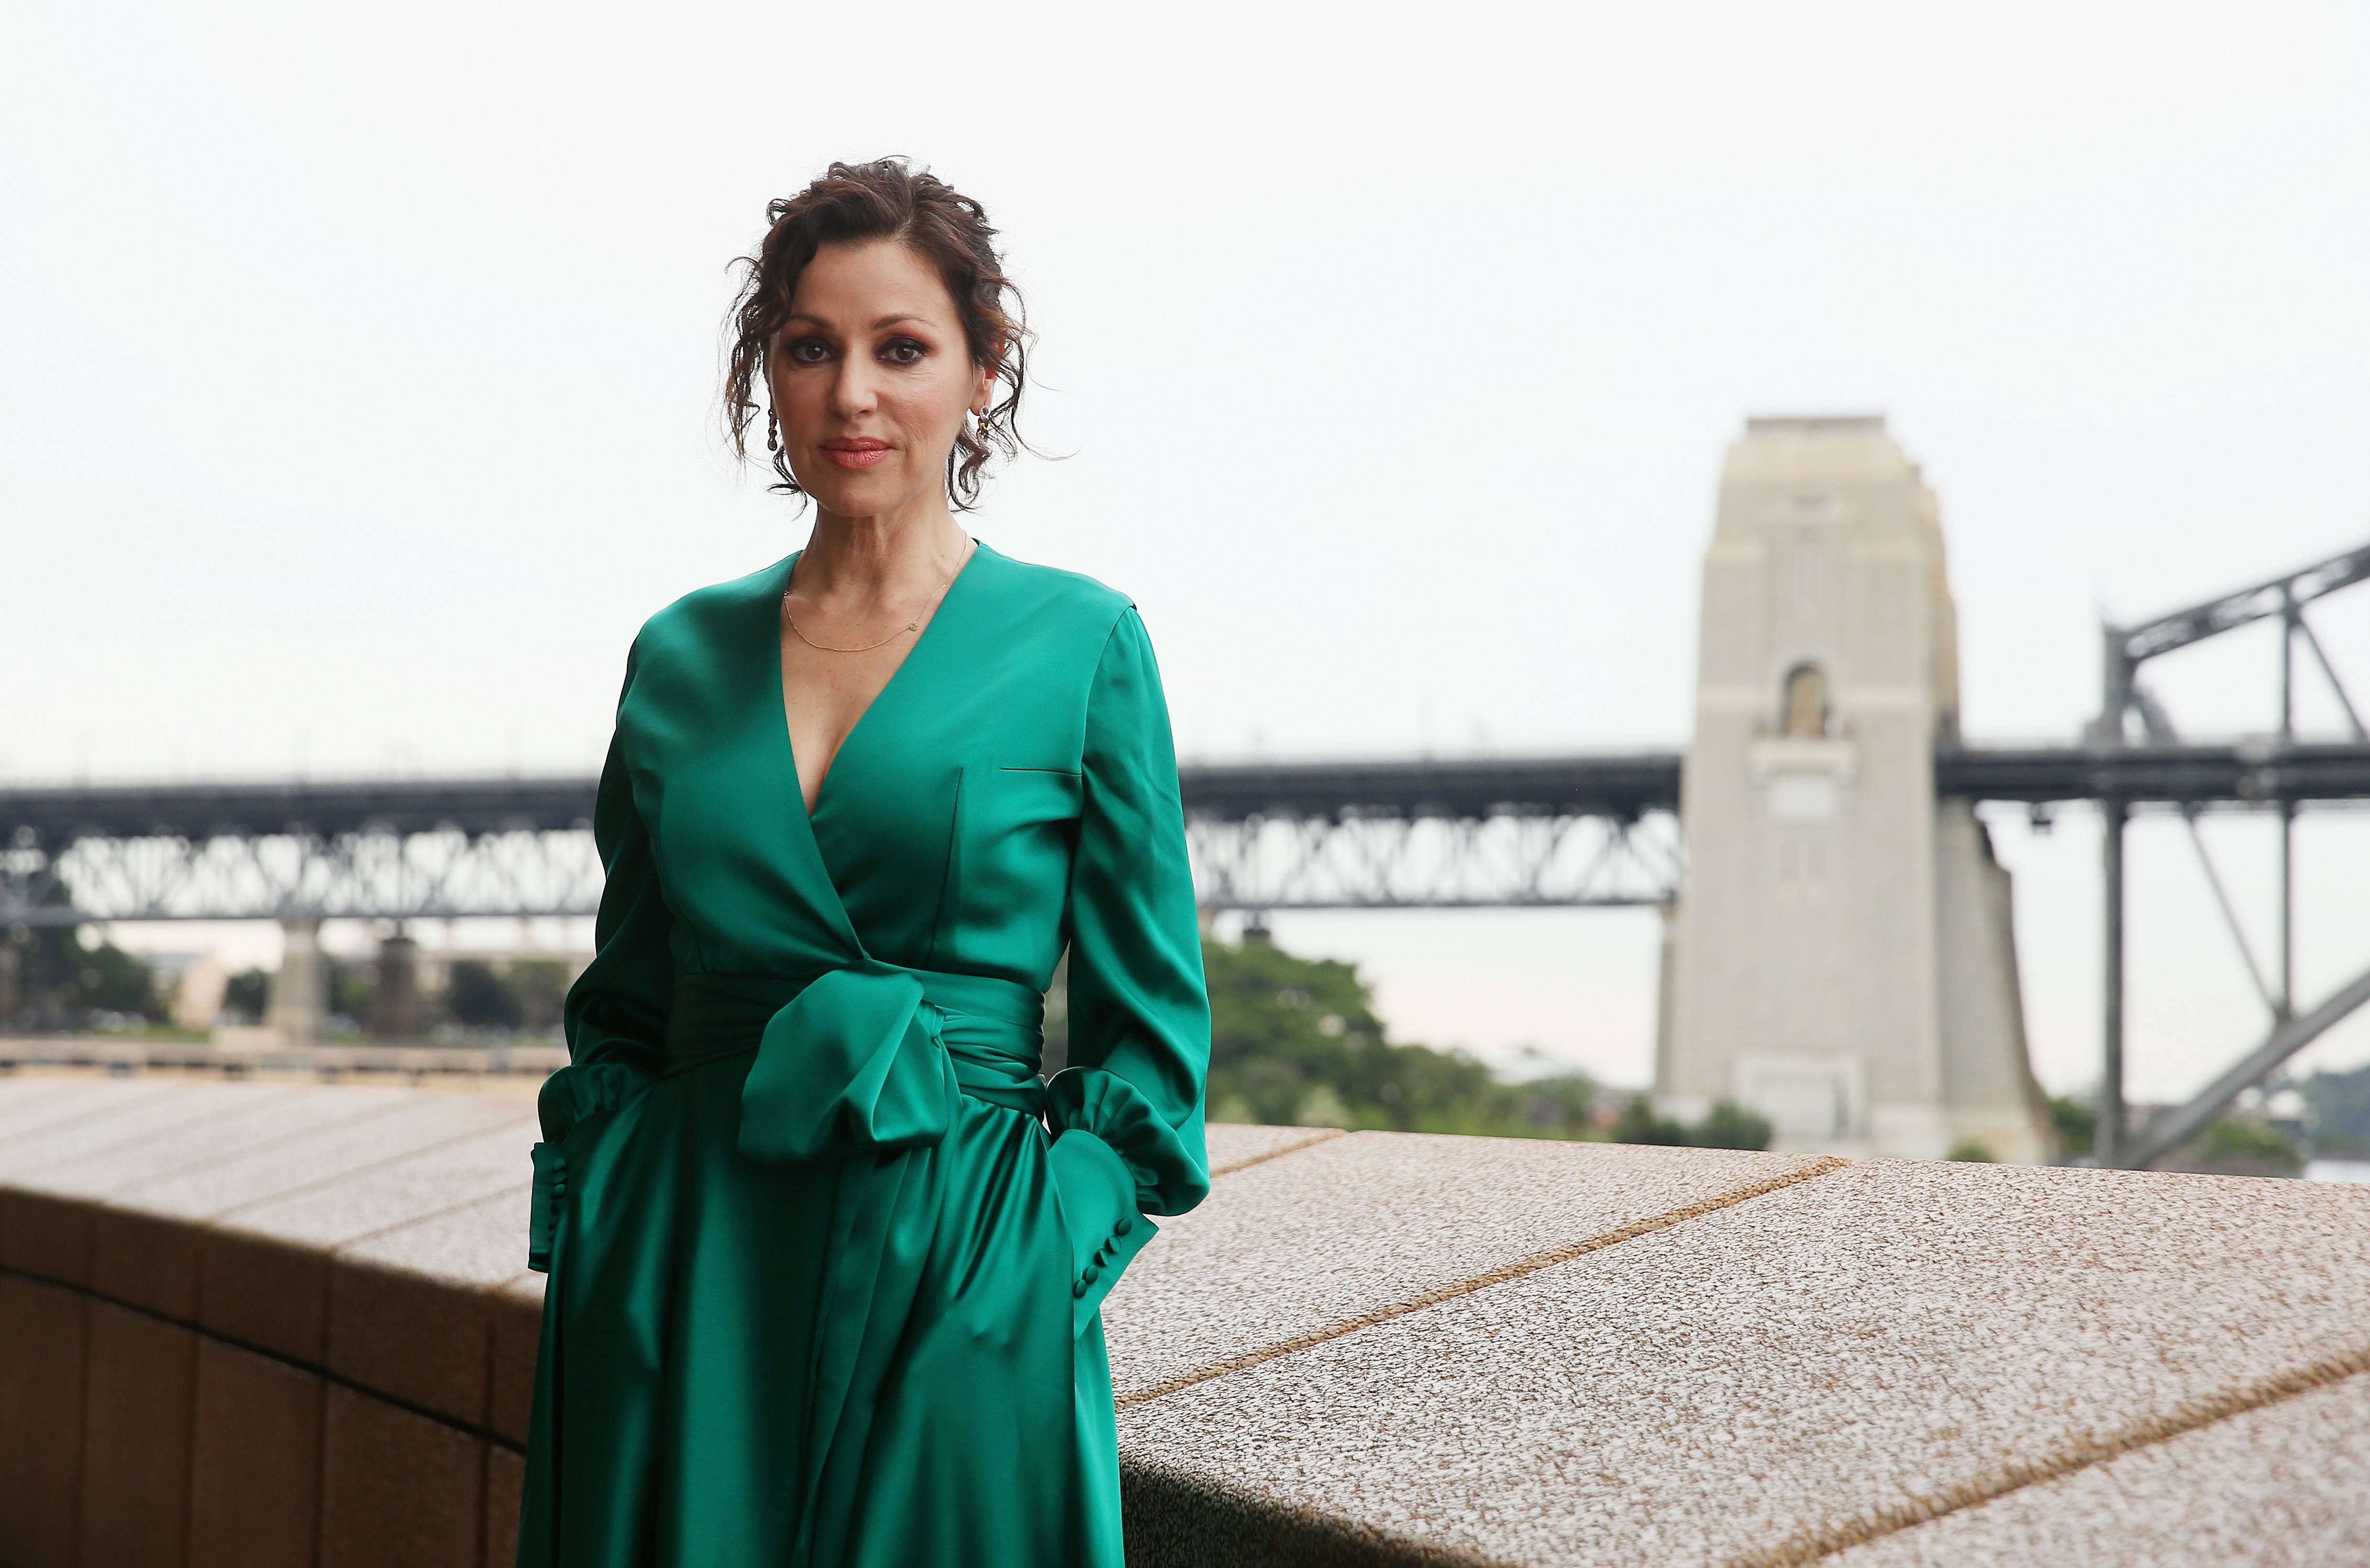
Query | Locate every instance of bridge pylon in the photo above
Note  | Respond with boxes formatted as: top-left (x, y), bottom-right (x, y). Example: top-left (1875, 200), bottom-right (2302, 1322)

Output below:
top-left (265, 918), bottom-right (330, 1047)
top-left (1657, 416), bottom-right (2052, 1162)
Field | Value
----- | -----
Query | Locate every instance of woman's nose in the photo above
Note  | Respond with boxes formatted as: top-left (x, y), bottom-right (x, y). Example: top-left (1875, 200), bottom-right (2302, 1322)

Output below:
top-left (828, 359), bottom-right (878, 419)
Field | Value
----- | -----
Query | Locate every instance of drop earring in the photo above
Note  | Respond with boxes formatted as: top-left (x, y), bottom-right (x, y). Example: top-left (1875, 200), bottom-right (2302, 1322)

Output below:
top-left (766, 409), bottom-right (779, 453)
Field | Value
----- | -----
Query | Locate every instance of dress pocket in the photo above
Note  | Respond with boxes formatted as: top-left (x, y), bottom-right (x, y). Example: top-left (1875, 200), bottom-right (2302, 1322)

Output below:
top-left (1044, 1127), bottom-right (1157, 1339)
top-left (944, 767), bottom-right (1085, 957)
top-left (991, 765), bottom-right (1084, 820)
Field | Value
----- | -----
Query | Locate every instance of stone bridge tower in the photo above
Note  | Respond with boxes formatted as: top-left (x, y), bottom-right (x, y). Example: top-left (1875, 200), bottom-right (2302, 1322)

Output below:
top-left (1657, 416), bottom-right (2051, 1163)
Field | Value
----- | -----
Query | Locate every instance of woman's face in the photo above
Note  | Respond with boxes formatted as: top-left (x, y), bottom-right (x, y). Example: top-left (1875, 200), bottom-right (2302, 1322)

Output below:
top-left (768, 239), bottom-right (990, 522)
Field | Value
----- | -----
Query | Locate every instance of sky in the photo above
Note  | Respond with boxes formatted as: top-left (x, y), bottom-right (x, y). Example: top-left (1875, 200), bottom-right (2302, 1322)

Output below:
top-left (5, 2), bottom-right (2369, 1097)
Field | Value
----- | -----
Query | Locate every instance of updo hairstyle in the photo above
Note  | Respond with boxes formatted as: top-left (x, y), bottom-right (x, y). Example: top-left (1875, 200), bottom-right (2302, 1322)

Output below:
top-left (724, 158), bottom-right (1029, 510)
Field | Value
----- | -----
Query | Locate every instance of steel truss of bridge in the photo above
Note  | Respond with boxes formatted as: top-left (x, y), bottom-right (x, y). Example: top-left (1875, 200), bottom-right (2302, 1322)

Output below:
top-left (5, 741), bottom-right (2370, 928)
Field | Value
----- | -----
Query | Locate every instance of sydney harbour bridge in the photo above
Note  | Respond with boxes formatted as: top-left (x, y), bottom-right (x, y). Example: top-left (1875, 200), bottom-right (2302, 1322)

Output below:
top-left (6, 538), bottom-right (2370, 1172)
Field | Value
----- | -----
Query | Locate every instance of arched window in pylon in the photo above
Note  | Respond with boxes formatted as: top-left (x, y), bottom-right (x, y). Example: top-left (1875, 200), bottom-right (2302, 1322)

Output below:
top-left (1781, 663), bottom-right (1830, 737)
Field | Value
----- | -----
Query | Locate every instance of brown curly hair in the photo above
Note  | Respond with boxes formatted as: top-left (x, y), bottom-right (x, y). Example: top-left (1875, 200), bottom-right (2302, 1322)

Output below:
top-left (724, 159), bottom-right (1029, 511)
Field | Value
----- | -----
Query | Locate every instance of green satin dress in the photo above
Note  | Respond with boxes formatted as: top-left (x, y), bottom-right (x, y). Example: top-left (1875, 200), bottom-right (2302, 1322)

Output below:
top-left (517, 542), bottom-right (1211, 1568)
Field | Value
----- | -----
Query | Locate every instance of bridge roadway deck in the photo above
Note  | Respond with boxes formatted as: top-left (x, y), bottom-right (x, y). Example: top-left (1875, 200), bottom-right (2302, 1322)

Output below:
top-left (6, 740), bottom-right (2370, 842)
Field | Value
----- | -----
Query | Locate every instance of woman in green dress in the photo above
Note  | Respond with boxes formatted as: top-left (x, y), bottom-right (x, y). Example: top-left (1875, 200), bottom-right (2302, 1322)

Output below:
top-left (517, 159), bottom-right (1211, 1567)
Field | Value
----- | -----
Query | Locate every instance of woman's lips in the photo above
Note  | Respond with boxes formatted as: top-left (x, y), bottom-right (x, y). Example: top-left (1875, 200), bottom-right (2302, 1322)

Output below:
top-left (820, 439), bottom-right (891, 471)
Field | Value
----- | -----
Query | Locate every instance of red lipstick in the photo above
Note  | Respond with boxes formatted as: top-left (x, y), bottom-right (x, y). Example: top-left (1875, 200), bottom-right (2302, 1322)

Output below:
top-left (820, 437), bottom-right (891, 470)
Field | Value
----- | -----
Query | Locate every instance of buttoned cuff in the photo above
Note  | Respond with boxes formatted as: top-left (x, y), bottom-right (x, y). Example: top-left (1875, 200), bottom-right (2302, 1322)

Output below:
top-left (1043, 1067), bottom-right (1209, 1216)
top-left (527, 1142), bottom-right (567, 1273)
top-left (1046, 1127), bottom-right (1159, 1337)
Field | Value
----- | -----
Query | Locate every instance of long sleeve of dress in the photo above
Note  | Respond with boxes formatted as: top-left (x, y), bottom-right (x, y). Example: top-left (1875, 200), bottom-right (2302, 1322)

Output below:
top-left (1045, 609), bottom-right (1211, 1221)
top-left (543, 651), bottom-right (675, 1144)
top-left (527, 659), bottom-right (675, 1272)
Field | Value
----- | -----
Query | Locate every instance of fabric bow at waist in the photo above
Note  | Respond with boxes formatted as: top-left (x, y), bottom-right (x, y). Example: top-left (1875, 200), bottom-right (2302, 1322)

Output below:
top-left (668, 966), bottom-right (1046, 1164)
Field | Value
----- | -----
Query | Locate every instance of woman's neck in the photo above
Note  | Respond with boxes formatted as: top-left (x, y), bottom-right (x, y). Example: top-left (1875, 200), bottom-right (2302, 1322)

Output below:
top-left (795, 503), bottom-right (973, 605)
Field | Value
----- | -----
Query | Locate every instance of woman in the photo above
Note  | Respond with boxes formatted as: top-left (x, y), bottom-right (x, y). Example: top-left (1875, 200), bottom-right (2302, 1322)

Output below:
top-left (518, 159), bottom-right (1210, 1567)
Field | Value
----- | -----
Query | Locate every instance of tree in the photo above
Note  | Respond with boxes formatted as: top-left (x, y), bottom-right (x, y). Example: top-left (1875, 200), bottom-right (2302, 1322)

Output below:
top-left (1504, 1074), bottom-right (1601, 1139)
top-left (2175, 1116), bottom-right (2303, 1178)
top-left (2300, 1062), bottom-right (2370, 1157)
top-left (2049, 1090), bottom-right (2301, 1175)
top-left (506, 960), bottom-right (572, 1033)
top-left (1610, 1094), bottom-right (1771, 1151)
top-left (20, 928), bottom-right (159, 1023)
top-left (224, 968), bottom-right (270, 1024)
top-left (2048, 1094), bottom-right (2096, 1159)
top-left (1691, 1099), bottom-right (1774, 1152)
top-left (1200, 937), bottom-right (1598, 1139)
top-left (447, 961), bottom-right (522, 1028)
top-left (329, 958), bottom-right (376, 1028)
top-left (1611, 1097), bottom-right (1688, 1146)
top-left (67, 939), bottom-right (163, 1018)
top-left (0, 878), bottom-right (159, 1028)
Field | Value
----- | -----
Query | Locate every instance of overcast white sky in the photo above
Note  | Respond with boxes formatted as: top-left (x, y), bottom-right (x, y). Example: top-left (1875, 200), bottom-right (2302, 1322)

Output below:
top-left (6, 2), bottom-right (2368, 1096)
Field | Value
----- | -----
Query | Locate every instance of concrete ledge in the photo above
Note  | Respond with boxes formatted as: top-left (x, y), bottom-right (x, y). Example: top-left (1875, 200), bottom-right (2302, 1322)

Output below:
top-left (1826, 1368), bottom-right (2370, 1567)
top-left (0, 1038), bottom-right (569, 1080)
top-left (4, 1074), bottom-right (2368, 1567)
top-left (1115, 1159), bottom-right (2370, 1566)
top-left (0, 1076), bottom-right (540, 1568)
top-left (1104, 1133), bottom-right (1839, 1403)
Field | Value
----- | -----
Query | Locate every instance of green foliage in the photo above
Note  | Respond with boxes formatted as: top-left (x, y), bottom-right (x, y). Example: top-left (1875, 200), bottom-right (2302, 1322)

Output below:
top-left (1, 879), bottom-right (162, 1026)
top-left (1945, 1139), bottom-right (1998, 1163)
top-left (446, 961), bottom-right (523, 1028)
top-left (2050, 1090), bottom-right (2308, 1174)
top-left (1503, 1075), bottom-right (1602, 1139)
top-left (438, 957), bottom-right (572, 1034)
top-left (1201, 938), bottom-right (1597, 1139)
top-left (224, 968), bottom-right (270, 1024)
top-left (2300, 1061), bottom-right (2370, 1157)
top-left (1691, 1099), bottom-right (1774, 1152)
top-left (2183, 1116), bottom-right (2303, 1178)
top-left (1610, 1095), bottom-right (1772, 1151)
top-left (1292, 1083), bottom-right (1353, 1129)
top-left (505, 961), bottom-right (573, 1033)
top-left (1610, 1097), bottom-right (1687, 1146)
top-left (67, 939), bottom-right (163, 1017)
top-left (2048, 1094), bottom-right (2096, 1158)
top-left (328, 958), bottom-right (376, 1026)
top-left (12, 927), bottom-right (160, 1022)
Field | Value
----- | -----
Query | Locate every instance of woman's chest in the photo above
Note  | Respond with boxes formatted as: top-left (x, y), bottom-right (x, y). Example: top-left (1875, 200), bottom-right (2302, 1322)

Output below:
top-left (626, 628), bottom-right (1096, 945)
top-left (814, 679), bottom-right (1087, 944)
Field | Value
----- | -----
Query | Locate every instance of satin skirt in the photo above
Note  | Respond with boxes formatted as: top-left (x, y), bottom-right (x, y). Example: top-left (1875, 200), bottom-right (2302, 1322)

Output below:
top-left (515, 1046), bottom-right (1122, 1567)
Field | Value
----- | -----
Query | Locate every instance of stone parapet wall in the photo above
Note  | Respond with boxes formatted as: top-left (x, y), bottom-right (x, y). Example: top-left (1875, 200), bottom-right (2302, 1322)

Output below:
top-left (0, 1039), bottom-right (570, 1079)
top-left (4, 1074), bottom-right (2369, 1567)
top-left (0, 1074), bottom-right (547, 1568)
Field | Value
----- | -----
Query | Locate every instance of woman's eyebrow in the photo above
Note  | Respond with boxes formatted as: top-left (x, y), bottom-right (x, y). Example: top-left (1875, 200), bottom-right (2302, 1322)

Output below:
top-left (779, 312), bottom-right (933, 331)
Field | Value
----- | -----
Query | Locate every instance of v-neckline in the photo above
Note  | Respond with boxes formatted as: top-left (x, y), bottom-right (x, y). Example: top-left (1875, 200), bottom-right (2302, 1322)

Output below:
top-left (774, 539), bottom-right (983, 826)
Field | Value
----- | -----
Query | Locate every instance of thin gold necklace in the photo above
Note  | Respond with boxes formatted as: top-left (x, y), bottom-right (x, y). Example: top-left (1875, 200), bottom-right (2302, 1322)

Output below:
top-left (782, 546), bottom-right (967, 654)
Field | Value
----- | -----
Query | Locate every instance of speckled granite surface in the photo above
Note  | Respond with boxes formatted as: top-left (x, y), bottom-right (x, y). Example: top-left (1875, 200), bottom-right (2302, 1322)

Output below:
top-left (1103, 1132), bottom-right (1836, 1403)
top-left (6, 1076), bottom-right (2368, 1568)
top-left (1827, 1369), bottom-right (2370, 1568)
top-left (1118, 1158), bottom-right (2370, 1567)
top-left (1203, 1122), bottom-right (1344, 1175)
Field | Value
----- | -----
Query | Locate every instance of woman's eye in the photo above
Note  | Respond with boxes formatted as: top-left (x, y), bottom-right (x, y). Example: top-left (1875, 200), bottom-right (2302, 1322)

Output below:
top-left (784, 338), bottom-right (831, 365)
top-left (881, 338), bottom-right (926, 366)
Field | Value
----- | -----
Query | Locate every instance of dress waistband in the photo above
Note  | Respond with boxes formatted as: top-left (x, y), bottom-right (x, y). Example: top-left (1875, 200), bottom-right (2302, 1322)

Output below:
top-left (668, 966), bottom-right (1046, 1161)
